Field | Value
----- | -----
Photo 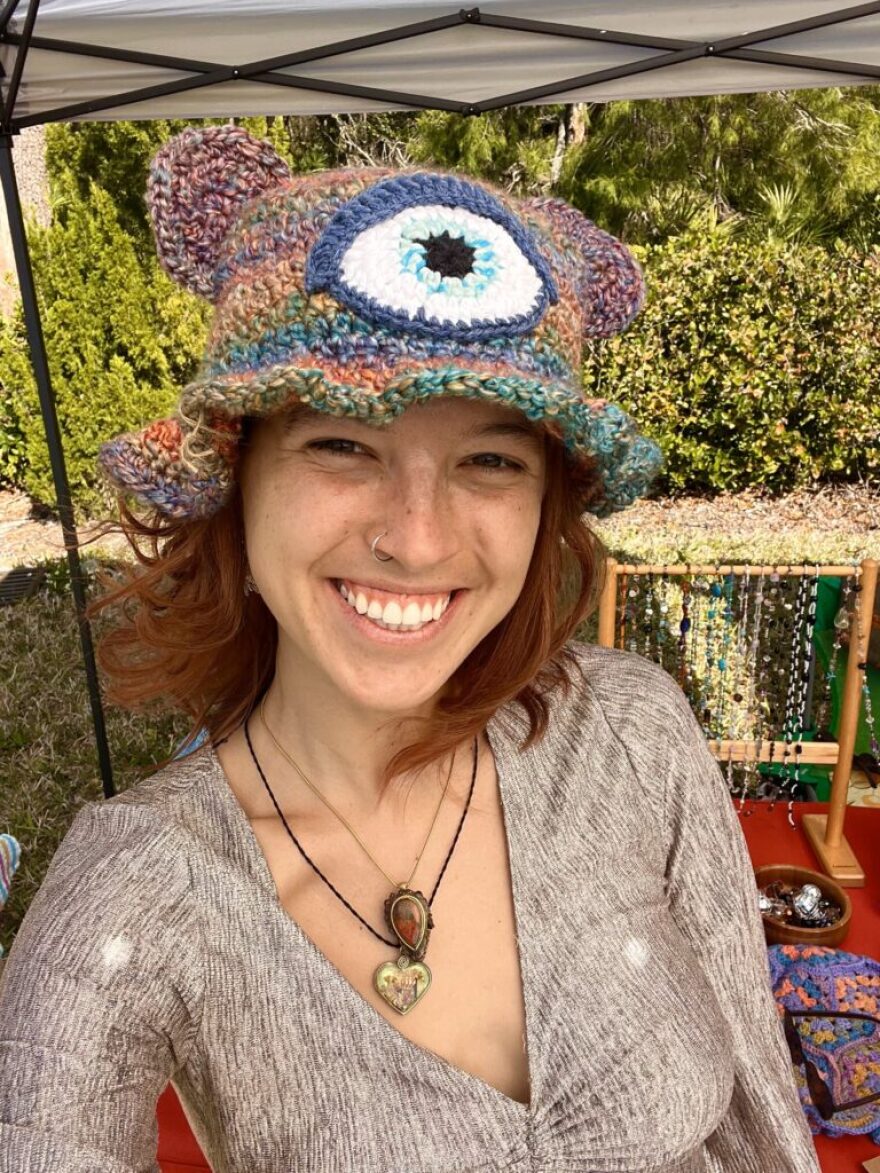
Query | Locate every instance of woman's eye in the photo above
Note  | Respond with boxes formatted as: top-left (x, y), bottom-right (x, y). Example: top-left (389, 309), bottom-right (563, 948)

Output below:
top-left (468, 452), bottom-right (522, 472)
top-left (305, 174), bottom-right (557, 341)
top-left (308, 438), bottom-right (366, 456)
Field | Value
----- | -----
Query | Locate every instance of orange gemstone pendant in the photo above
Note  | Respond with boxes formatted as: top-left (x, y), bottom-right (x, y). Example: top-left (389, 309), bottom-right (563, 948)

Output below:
top-left (385, 886), bottom-right (433, 959)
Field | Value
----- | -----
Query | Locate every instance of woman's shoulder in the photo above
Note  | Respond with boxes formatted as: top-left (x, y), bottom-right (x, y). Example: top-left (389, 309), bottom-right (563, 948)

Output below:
top-left (519, 641), bottom-right (700, 779)
top-left (558, 640), bottom-right (690, 727)
top-left (18, 747), bottom-right (220, 956)
top-left (3, 754), bottom-right (208, 1068)
top-left (97, 739), bottom-right (218, 821)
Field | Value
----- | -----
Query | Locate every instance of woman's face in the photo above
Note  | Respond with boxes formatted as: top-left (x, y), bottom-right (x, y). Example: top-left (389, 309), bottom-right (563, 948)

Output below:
top-left (240, 396), bottom-right (546, 717)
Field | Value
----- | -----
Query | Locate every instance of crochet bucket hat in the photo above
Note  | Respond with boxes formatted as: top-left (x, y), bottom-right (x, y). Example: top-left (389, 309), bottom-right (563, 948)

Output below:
top-left (98, 125), bottom-right (662, 521)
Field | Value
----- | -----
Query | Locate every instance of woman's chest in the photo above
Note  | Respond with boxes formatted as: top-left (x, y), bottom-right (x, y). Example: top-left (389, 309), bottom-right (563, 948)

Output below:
top-left (248, 768), bottom-right (533, 1106)
top-left (189, 745), bottom-right (737, 1170)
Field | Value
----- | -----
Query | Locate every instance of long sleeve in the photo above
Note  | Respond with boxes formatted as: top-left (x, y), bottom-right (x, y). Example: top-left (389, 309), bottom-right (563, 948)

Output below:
top-left (0, 800), bottom-right (203, 1173)
top-left (662, 679), bottom-right (821, 1173)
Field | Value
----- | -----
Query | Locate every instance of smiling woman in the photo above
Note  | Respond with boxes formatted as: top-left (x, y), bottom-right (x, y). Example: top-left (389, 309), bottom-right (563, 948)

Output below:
top-left (86, 395), bottom-right (605, 790)
top-left (0, 125), bottom-right (821, 1173)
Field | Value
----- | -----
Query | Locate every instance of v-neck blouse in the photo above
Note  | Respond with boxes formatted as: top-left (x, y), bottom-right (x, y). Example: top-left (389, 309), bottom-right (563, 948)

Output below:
top-left (0, 643), bottom-right (820, 1172)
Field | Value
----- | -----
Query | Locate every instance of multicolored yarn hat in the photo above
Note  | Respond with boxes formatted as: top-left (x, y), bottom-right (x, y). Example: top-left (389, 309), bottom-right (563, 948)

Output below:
top-left (98, 125), bottom-right (662, 521)
top-left (769, 943), bottom-right (880, 1141)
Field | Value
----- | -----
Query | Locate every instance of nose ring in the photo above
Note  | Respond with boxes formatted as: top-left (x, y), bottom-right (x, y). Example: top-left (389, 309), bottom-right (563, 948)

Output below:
top-left (370, 532), bottom-right (393, 563)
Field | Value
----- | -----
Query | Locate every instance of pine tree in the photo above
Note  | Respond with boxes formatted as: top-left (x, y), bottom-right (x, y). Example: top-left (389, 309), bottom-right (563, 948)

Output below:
top-left (0, 181), bottom-right (208, 515)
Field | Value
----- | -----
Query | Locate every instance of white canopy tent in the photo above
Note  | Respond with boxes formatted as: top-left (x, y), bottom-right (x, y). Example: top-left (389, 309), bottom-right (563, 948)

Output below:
top-left (0, 0), bottom-right (878, 801)
top-left (2, 0), bottom-right (880, 127)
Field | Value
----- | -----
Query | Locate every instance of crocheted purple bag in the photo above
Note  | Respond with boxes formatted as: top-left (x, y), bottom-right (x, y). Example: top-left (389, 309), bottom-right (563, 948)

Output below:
top-left (769, 943), bottom-right (880, 1142)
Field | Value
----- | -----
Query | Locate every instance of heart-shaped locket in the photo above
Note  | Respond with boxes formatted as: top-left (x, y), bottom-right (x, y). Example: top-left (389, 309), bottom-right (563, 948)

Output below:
top-left (374, 954), bottom-right (432, 1015)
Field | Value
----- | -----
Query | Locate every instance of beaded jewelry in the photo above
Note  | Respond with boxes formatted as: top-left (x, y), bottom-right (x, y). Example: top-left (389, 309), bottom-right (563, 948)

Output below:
top-left (814, 575), bottom-right (856, 741)
top-left (778, 570), bottom-right (820, 826)
top-left (738, 569), bottom-right (768, 815)
top-left (627, 572), bottom-right (642, 656)
top-left (686, 572), bottom-right (704, 700)
top-left (244, 711), bottom-right (480, 1016)
top-left (643, 571), bottom-right (656, 660)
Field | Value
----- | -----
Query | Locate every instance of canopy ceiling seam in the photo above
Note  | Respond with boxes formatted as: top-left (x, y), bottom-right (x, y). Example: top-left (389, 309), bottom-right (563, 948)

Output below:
top-left (4, 4), bottom-right (880, 132)
top-left (2, 0), bottom-right (37, 121)
top-left (0, 0), bottom-right (23, 37)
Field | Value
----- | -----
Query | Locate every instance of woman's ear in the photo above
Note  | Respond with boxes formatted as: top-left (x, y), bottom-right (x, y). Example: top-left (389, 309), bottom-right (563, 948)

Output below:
top-left (521, 197), bottom-right (646, 338)
top-left (147, 124), bottom-right (292, 300)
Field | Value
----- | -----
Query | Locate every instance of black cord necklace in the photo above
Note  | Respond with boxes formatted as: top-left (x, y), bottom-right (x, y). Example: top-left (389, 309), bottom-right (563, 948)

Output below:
top-left (243, 718), bottom-right (479, 1015)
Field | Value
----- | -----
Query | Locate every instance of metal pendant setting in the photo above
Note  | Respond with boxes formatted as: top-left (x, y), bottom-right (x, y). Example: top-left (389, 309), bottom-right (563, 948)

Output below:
top-left (373, 886), bottom-right (435, 1015)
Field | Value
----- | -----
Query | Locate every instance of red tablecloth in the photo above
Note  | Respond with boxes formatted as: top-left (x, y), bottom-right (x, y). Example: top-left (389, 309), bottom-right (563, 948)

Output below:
top-left (156, 802), bottom-right (880, 1172)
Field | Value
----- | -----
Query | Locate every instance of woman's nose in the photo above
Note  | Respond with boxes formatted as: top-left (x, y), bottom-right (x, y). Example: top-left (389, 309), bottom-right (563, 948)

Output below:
top-left (380, 465), bottom-right (461, 573)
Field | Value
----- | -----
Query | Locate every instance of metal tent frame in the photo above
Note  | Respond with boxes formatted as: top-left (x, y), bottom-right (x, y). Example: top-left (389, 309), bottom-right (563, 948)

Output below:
top-left (1, 0), bottom-right (879, 798)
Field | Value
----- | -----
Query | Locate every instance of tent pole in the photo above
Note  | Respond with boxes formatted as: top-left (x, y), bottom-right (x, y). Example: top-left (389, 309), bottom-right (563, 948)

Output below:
top-left (0, 132), bottom-right (115, 798)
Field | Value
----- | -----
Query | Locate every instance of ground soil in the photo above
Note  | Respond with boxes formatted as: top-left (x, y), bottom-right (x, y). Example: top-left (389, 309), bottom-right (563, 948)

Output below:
top-left (1, 482), bottom-right (878, 569)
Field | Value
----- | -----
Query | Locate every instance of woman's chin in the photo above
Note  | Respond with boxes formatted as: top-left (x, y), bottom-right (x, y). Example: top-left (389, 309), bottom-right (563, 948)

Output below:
top-left (326, 664), bottom-right (452, 720)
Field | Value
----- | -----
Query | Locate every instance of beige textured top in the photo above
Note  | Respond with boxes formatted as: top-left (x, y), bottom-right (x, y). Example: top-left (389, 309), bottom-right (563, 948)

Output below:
top-left (0, 644), bottom-right (820, 1172)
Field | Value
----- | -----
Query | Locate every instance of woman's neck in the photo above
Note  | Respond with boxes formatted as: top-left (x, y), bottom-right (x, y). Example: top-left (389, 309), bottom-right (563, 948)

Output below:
top-left (253, 649), bottom-right (444, 819)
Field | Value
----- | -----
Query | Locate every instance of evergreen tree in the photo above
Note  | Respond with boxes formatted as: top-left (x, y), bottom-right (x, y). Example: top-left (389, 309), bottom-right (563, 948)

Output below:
top-left (0, 182), bottom-right (208, 515)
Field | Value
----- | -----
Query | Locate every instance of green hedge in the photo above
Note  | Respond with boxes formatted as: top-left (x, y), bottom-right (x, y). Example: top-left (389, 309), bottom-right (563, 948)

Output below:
top-left (0, 185), bottom-right (208, 516)
top-left (586, 233), bottom-right (880, 494)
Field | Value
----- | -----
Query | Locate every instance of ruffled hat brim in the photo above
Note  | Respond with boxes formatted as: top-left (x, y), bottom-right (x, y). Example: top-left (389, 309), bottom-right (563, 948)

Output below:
top-left (98, 365), bottom-right (663, 521)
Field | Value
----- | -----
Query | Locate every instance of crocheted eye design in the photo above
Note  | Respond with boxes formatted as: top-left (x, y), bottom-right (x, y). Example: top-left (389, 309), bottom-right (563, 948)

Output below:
top-left (305, 174), bottom-right (558, 342)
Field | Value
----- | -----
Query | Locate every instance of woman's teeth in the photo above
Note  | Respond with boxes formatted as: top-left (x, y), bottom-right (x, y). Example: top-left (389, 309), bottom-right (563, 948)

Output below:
top-left (336, 581), bottom-right (452, 631)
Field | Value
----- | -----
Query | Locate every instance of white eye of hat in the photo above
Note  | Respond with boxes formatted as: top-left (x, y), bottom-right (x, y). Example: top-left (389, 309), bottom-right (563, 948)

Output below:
top-left (305, 173), bottom-right (558, 342)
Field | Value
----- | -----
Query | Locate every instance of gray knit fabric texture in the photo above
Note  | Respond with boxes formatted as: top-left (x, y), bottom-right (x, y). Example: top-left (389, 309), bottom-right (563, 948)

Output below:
top-left (0, 644), bottom-right (820, 1172)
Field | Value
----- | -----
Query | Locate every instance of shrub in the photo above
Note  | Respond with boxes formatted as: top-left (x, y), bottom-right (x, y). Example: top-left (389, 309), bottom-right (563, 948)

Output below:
top-left (0, 184), bottom-right (208, 516)
top-left (0, 308), bottom-right (29, 486)
top-left (586, 233), bottom-right (880, 494)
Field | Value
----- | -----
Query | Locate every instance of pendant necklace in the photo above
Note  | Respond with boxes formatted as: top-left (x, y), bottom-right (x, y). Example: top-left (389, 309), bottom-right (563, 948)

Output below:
top-left (244, 701), bottom-right (479, 1016)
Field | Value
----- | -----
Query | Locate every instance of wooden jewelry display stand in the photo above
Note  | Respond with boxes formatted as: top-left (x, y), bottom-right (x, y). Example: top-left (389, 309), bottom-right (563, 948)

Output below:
top-left (597, 558), bottom-right (878, 888)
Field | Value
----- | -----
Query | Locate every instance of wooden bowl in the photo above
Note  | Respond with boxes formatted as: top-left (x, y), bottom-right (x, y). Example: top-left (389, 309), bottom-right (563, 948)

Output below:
top-left (754, 864), bottom-right (852, 947)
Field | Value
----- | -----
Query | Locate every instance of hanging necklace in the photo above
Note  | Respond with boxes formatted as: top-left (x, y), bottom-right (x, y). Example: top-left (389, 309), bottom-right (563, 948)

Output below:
top-left (677, 572), bottom-right (693, 692)
top-left (259, 696), bottom-right (453, 894)
top-left (815, 571), bottom-right (856, 740)
top-left (643, 571), bottom-right (656, 660)
top-left (245, 705), bottom-right (479, 1016)
top-left (739, 569), bottom-right (767, 815)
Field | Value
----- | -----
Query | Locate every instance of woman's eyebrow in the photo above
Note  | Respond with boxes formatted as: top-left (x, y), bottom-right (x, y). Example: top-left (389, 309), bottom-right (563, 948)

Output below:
top-left (465, 421), bottom-right (544, 445)
top-left (280, 410), bottom-right (337, 434)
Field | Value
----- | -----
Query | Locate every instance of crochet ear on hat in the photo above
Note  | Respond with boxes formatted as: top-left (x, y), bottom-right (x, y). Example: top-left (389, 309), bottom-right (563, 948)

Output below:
top-left (522, 197), bottom-right (645, 338)
top-left (148, 124), bottom-right (292, 300)
top-left (98, 417), bottom-right (238, 520)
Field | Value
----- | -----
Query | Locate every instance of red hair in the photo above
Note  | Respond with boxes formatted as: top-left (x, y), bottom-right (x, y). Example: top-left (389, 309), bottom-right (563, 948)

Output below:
top-left (87, 424), bottom-right (608, 789)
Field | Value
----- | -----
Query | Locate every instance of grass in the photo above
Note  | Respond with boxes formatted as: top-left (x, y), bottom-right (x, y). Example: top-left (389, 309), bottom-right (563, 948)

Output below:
top-left (1, 509), bottom-right (877, 954)
top-left (593, 518), bottom-right (880, 567)
top-left (0, 562), bottom-right (189, 956)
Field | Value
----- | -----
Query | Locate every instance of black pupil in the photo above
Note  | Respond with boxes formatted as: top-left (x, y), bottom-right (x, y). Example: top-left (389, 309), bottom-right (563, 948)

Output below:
top-left (415, 230), bottom-right (475, 279)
